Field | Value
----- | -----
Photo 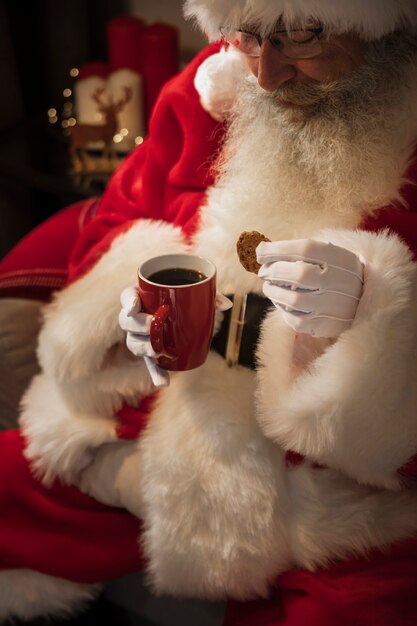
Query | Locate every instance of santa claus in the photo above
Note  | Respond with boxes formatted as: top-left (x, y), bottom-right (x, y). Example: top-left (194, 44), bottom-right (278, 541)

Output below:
top-left (2, 1), bottom-right (417, 624)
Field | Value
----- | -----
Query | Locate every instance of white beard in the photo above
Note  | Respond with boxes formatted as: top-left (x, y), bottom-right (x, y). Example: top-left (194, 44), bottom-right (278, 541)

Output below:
top-left (194, 35), bottom-right (417, 293)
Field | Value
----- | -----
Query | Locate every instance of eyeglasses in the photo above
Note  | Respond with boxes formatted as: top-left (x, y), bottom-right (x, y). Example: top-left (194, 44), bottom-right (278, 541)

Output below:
top-left (219, 26), bottom-right (324, 60)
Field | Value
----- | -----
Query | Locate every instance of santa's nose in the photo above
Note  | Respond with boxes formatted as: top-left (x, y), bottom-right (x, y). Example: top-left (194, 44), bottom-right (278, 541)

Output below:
top-left (256, 42), bottom-right (297, 92)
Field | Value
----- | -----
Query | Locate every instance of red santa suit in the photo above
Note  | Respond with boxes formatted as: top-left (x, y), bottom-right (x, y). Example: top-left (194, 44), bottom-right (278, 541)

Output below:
top-left (2, 5), bottom-right (417, 622)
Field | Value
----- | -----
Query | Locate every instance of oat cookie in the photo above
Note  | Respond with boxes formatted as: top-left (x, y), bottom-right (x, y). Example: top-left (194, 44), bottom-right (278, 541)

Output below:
top-left (236, 231), bottom-right (271, 274)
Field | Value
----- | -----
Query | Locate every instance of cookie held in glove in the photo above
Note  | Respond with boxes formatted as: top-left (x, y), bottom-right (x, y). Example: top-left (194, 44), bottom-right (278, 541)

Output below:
top-left (236, 231), bottom-right (271, 274)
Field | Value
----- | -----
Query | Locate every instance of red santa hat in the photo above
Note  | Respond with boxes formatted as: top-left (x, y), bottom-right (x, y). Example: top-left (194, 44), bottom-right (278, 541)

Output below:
top-left (184, 0), bottom-right (417, 41)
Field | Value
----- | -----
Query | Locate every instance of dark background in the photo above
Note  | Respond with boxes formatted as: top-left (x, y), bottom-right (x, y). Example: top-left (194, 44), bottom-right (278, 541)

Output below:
top-left (0, 0), bottom-right (129, 257)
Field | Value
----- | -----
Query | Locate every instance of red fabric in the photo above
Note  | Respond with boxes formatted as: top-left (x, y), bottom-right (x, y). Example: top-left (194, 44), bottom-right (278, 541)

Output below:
top-left (116, 393), bottom-right (158, 440)
top-left (0, 430), bottom-right (144, 583)
top-left (2, 422), bottom-right (417, 624)
top-left (224, 538), bottom-right (417, 626)
top-left (0, 393), bottom-right (156, 581)
top-left (398, 454), bottom-right (417, 476)
top-left (0, 198), bottom-right (98, 301)
top-left (362, 205), bottom-right (417, 261)
top-left (361, 154), bottom-right (417, 259)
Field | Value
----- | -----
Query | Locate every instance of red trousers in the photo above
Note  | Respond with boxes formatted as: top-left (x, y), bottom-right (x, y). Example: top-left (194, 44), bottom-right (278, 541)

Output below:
top-left (0, 430), bottom-right (144, 582)
top-left (224, 540), bottom-right (417, 626)
top-left (1, 429), bottom-right (417, 624)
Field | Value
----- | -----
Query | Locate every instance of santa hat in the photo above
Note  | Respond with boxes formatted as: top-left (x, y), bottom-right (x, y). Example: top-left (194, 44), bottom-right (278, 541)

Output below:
top-left (184, 0), bottom-right (417, 41)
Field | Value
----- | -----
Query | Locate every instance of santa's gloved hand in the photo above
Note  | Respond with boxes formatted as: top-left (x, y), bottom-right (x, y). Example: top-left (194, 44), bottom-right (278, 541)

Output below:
top-left (257, 239), bottom-right (364, 338)
top-left (119, 286), bottom-right (233, 387)
top-left (79, 440), bottom-right (144, 518)
top-left (119, 286), bottom-right (169, 388)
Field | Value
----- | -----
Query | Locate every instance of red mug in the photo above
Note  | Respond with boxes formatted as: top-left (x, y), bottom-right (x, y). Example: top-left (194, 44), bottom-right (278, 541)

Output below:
top-left (138, 254), bottom-right (217, 371)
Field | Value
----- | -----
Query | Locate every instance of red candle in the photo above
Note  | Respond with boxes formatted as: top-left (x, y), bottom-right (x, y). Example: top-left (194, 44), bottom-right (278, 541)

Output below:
top-left (77, 62), bottom-right (108, 81)
top-left (140, 23), bottom-right (179, 122)
top-left (107, 16), bottom-right (146, 75)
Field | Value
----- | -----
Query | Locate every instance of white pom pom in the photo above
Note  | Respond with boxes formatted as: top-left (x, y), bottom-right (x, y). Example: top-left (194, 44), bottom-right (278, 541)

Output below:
top-left (194, 47), bottom-right (248, 121)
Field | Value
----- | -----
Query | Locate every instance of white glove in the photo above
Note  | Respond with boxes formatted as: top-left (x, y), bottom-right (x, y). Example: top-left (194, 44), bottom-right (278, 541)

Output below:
top-left (119, 286), bottom-right (232, 387)
top-left (119, 286), bottom-right (169, 388)
top-left (256, 239), bottom-right (364, 338)
top-left (79, 440), bottom-right (144, 518)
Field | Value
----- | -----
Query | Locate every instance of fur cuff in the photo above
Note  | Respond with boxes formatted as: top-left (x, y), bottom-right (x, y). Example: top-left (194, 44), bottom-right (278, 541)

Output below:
top-left (20, 373), bottom-right (119, 486)
top-left (256, 228), bottom-right (417, 489)
top-left (37, 220), bottom-right (187, 385)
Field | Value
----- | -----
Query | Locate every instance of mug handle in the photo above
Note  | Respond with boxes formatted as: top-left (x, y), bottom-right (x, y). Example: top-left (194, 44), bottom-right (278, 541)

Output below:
top-left (150, 304), bottom-right (174, 357)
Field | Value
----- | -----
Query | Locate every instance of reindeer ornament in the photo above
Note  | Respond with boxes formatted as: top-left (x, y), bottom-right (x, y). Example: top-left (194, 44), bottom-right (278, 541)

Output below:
top-left (69, 86), bottom-right (132, 166)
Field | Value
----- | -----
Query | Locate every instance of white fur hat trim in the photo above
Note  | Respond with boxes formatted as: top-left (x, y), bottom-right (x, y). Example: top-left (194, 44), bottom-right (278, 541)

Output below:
top-left (184, 0), bottom-right (417, 41)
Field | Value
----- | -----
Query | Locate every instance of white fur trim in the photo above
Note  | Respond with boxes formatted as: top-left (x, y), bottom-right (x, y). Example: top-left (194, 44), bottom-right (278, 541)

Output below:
top-left (22, 221), bottom-right (187, 485)
top-left (0, 569), bottom-right (100, 622)
top-left (137, 339), bottom-right (417, 592)
top-left (20, 373), bottom-right (119, 485)
top-left (184, 0), bottom-right (417, 40)
top-left (194, 46), bottom-right (249, 121)
top-left (139, 353), bottom-right (292, 600)
top-left (287, 465), bottom-right (417, 570)
top-left (256, 229), bottom-right (417, 489)
top-left (37, 220), bottom-right (187, 388)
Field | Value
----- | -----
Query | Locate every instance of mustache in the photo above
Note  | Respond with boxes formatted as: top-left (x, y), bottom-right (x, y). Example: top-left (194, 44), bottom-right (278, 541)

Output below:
top-left (271, 80), bottom-right (349, 107)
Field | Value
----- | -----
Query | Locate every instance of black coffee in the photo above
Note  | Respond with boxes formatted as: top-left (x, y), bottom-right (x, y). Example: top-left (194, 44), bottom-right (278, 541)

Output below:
top-left (148, 267), bottom-right (207, 286)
